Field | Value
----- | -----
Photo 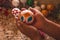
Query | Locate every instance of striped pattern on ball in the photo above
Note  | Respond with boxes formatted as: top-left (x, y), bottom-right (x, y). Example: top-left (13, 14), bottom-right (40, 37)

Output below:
top-left (12, 8), bottom-right (20, 16)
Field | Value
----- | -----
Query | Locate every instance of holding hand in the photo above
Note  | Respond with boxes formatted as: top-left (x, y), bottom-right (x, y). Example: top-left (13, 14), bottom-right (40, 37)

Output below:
top-left (16, 8), bottom-right (47, 40)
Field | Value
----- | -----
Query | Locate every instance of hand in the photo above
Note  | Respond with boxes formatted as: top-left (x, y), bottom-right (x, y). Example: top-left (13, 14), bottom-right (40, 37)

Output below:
top-left (29, 8), bottom-right (46, 29)
top-left (16, 8), bottom-right (46, 40)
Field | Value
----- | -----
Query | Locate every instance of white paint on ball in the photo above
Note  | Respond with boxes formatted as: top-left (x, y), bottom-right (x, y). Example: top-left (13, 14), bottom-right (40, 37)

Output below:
top-left (41, 4), bottom-right (46, 9)
top-left (21, 10), bottom-right (33, 15)
top-left (12, 8), bottom-right (20, 19)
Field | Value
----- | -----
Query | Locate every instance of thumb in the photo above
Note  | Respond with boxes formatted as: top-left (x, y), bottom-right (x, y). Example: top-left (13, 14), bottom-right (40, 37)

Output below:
top-left (30, 8), bottom-right (44, 16)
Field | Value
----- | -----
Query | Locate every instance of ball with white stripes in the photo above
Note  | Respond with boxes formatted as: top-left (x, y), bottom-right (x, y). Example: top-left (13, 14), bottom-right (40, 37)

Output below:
top-left (12, 8), bottom-right (20, 19)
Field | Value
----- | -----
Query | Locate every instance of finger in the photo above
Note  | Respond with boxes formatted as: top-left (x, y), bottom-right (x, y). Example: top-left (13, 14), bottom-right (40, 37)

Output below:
top-left (19, 21), bottom-right (38, 31)
top-left (16, 20), bottom-right (26, 27)
top-left (29, 7), bottom-right (36, 14)
top-left (30, 8), bottom-right (44, 16)
top-left (16, 20), bottom-right (21, 27)
top-left (19, 22), bottom-right (28, 27)
top-left (29, 8), bottom-right (40, 14)
top-left (16, 20), bottom-right (26, 34)
top-left (21, 8), bottom-right (26, 11)
top-left (29, 8), bottom-right (44, 20)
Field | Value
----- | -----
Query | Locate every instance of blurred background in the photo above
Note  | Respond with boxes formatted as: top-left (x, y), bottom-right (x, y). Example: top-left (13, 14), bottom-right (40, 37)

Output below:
top-left (0, 0), bottom-right (60, 40)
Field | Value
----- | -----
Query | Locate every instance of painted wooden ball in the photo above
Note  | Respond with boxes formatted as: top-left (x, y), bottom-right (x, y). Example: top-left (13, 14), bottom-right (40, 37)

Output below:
top-left (19, 10), bottom-right (34, 24)
top-left (12, 0), bottom-right (20, 7)
top-left (41, 4), bottom-right (46, 10)
top-left (47, 4), bottom-right (54, 11)
top-left (41, 10), bottom-right (48, 16)
top-left (12, 8), bottom-right (20, 19)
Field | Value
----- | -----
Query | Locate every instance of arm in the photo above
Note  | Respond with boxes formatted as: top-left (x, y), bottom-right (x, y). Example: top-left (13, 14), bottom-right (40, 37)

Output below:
top-left (41, 18), bottom-right (60, 40)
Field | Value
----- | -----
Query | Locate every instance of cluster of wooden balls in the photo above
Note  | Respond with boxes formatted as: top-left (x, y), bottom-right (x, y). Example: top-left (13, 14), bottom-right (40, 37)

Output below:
top-left (40, 4), bottom-right (55, 16)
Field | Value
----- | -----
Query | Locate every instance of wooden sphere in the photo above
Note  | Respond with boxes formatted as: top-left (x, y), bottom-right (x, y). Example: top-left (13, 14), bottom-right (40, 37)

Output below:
top-left (12, 8), bottom-right (20, 19)
top-left (47, 4), bottom-right (54, 11)
top-left (41, 10), bottom-right (48, 16)
top-left (41, 4), bottom-right (46, 10)
top-left (18, 10), bottom-right (34, 24)
top-left (12, 0), bottom-right (20, 7)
